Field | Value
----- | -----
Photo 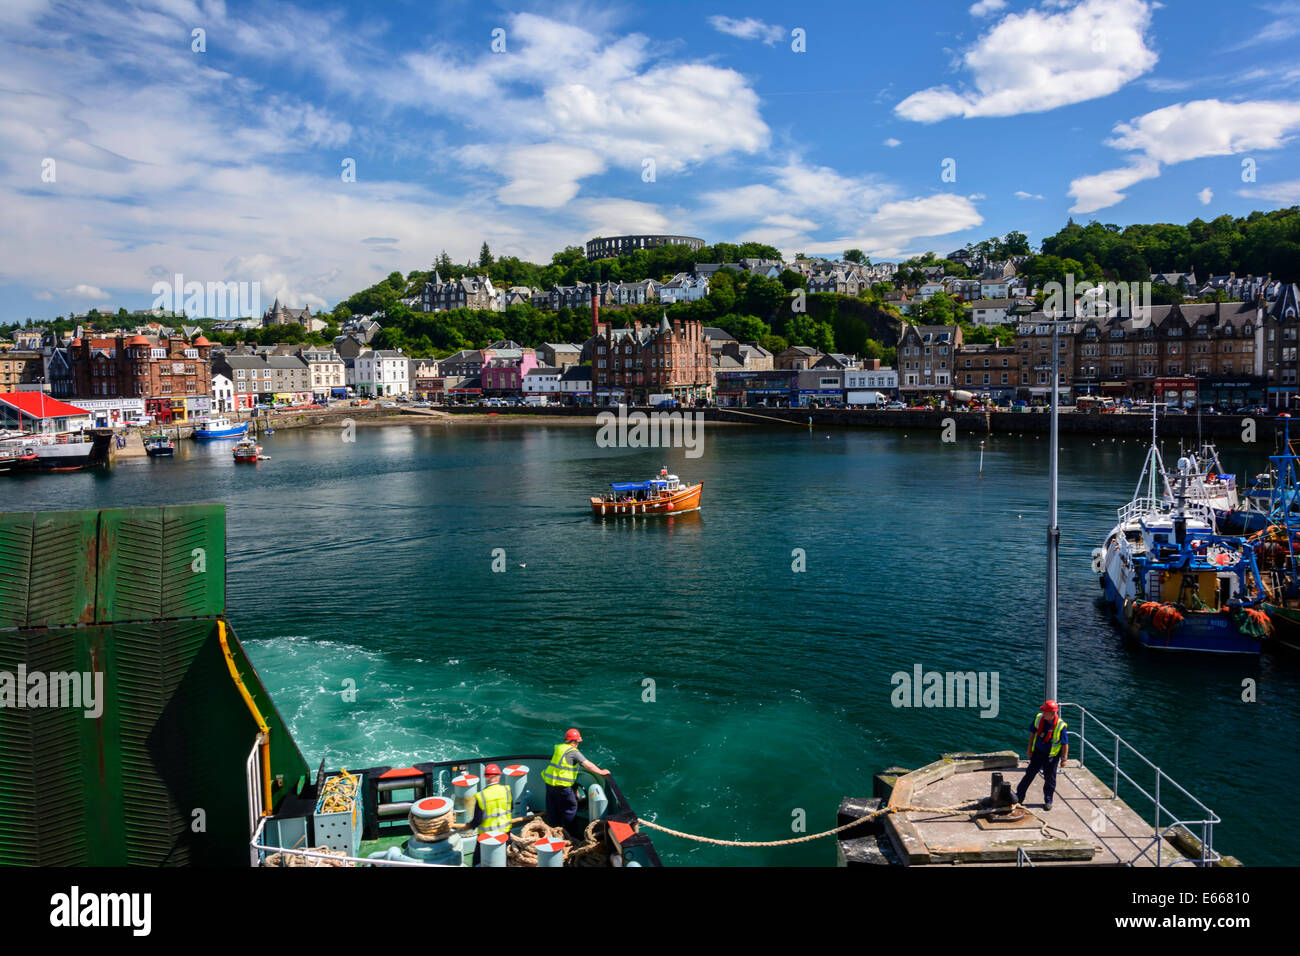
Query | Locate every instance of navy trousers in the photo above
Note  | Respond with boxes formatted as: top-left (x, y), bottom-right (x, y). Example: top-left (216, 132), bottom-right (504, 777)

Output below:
top-left (544, 784), bottom-right (579, 831)
top-left (1016, 747), bottom-right (1061, 806)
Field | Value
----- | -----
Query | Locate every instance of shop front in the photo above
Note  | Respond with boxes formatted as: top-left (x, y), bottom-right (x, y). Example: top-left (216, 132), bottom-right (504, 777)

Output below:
top-left (1154, 377), bottom-right (1199, 410)
top-left (1198, 376), bottom-right (1264, 410)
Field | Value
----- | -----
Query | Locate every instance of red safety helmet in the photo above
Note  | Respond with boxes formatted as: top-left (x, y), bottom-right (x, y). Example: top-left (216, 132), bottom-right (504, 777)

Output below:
top-left (1041, 700), bottom-right (1059, 713)
top-left (564, 728), bottom-right (583, 742)
top-left (484, 763), bottom-right (501, 776)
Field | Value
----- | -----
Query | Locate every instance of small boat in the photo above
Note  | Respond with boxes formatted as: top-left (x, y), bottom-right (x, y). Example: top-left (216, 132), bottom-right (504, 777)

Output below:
top-left (2, 430), bottom-right (114, 472)
top-left (232, 438), bottom-right (263, 462)
top-left (0, 439), bottom-right (39, 474)
top-left (590, 467), bottom-right (702, 517)
top-left (1098, 426), bottom-right (1269, 654)
top-left (144, 433), bottom-right (175, 457)
top-left (194, 417), bottom-right (249, 440)
top-left (1246, 414), bottom-right (1300, 650)
top-left (1175, 442), bottom-right (1270, 535)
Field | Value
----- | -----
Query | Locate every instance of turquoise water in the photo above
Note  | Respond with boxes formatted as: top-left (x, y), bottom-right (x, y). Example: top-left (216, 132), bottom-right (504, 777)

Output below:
top-left (4, 421), bottom-right (1296, 865)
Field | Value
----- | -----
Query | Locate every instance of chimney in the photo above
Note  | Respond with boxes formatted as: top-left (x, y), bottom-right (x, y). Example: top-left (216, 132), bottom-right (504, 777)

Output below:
top-left (591, 283), bottom-right (600, 338)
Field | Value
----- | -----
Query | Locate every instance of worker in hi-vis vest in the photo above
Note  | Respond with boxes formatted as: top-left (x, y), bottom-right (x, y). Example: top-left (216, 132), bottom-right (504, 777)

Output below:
top-left (1015, 700), bottom-right (1069, 811)
top-left (541, 728), bottom-right (609, 831)
top-left (458, 764), bottom-right (514, 865)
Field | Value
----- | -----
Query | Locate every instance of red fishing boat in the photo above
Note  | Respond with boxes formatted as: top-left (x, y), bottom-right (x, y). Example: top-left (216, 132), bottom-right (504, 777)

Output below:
top-left (232, 438), bottom-right (264, 463)
top-left (590, 467), bottom-right (703, 517)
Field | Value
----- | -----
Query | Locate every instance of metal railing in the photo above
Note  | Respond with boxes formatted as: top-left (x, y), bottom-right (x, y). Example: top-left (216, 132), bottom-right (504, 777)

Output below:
top-left (1062, 702), bottom-right (1221, 866)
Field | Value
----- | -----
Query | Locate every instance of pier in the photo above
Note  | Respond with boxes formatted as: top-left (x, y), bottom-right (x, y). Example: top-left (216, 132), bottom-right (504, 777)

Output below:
top-left (840, 705), bottom-right (1236, 868)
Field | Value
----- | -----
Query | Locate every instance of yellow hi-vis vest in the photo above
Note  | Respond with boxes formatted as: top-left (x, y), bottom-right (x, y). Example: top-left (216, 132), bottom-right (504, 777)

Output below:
top-left (541, 743), bottom-right (578, 787)
top-left (475, 783), bottom-right (512, 834)
top-left (1033, 713), bottom-right (1067, 757)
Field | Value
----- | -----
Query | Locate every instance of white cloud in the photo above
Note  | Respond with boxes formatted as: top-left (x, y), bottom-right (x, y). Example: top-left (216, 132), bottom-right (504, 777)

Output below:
top-left (1067, 98), bottom-right (1300, 211)
top-left (1067, 160), bottom-right (1161, 213)
top-left (896, 0), bottom-right (1158, 122)
top-left (883, 137), bottom-right (902, 147)
top-left (62, 284), bottom-right (109, 299)
top-left (701, 157), bottom-right (981, 259)
top-left (457, 144), bottom-right (606, 209)
top-left (1239, 179), bottom-right (1300, 205)
top-left (707, 15), bottom-right (784, 46)
top-left (1198, 187), bottom-right (1214, 205)
top-left (0, 2), bottom-right (772, 316)
top-left (969, 0), bottom-right (1008, 16)
top-left (1104, 99), bottom-right (1300, 164)
top-left (1014, 190), bottom-right (1045, 199)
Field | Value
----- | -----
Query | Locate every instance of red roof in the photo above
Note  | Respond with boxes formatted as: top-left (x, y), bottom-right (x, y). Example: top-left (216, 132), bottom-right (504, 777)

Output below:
top-left (0, 392), bottom-right (91, 419)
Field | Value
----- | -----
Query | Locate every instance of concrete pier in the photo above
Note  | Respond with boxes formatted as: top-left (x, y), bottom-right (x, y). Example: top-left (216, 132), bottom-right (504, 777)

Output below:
top-left (839, 751), bottom-right (1236, 867)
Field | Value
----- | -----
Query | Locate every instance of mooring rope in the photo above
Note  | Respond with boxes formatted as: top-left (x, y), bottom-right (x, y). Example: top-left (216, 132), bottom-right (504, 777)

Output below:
top-left (637, 799), bottom-right (1074, 848)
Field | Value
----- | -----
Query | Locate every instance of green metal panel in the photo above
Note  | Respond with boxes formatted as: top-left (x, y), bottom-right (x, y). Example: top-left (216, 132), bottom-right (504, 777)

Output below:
top-left (96, 508), bottom-right (164, 622)
top-left (0, 505), bottom-right (308, 866)
top-left (26, 511), bottom-right (98, 628)
top-left (161, 505), bottom-right (225, 619)
top-left (0, 512), bottom-right (34, 629)
top-left (96, 505), bottom-right (225, 623)
top-left (0, 628), bottom-right (89, 866)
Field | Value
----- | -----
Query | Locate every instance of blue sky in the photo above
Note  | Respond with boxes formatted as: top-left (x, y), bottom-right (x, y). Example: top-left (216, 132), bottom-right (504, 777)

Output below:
top-left (2, 0), bottom-right (1299, 322)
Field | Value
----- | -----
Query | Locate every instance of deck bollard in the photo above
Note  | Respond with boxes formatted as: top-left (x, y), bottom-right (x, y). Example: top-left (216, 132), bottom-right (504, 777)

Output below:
top-left (535, 837), bottom-right (566, 867)
top-left (477, 832), bottom-right (509, 867)
top-left (504, 764), bottom-right (529, 815)
top-left (452, 772), bottom-right (480, 826)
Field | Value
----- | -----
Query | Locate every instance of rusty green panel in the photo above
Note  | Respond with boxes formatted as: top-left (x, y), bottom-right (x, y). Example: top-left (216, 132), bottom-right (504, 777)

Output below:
top-left (161, 505), bottom-right (225, 619)
top-left (0, 512), bottom-right (34, 628)
top-left (0, 628), bottom-right (90, 865)
top-left (96, 508), bottom-right (165, 623)
top-left (26, 510), bottom-right (99, 628)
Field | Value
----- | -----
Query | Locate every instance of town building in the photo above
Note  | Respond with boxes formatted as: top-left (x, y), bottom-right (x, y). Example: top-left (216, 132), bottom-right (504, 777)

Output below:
top-left (67, 332), bottom-right (214, 423)
top-left (897, 324), bottom-right (962, 399)
top-left (352, 350), bottom-right (410, 398)
top-left (537, 343), bottom-right (582, 369)
top-left (559, 364), bottom-right (592, 404)
top-left (299, 347), bottom-right (347, 400)
top-left (956, 343), bottom-right (1018, 401)
top-left (585, 234), bottom-right (704, 260)
top-left (522, 366), bottom-right (562, 401)
top-left (845, 361), bottom-right (899, 400)
top-left (0, 392), bottom-right (93, 433)
top-left (590, 313), bottom-right (712, 405)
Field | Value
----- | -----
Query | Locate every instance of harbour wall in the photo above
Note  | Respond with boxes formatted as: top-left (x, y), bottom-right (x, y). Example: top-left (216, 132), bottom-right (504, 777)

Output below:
top-left (442, 404), bottom-right (1278, 439)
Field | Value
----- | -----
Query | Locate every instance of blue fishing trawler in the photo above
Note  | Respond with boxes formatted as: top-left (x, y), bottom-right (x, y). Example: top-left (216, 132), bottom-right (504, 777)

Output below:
top-left (1098, 428), bottom-right (1270, 654)
top-left (193, 416), bottom-right (249, 439)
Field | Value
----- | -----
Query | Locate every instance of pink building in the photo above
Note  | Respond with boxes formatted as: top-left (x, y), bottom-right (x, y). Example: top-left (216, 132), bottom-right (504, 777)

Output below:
top-left (479, 342), bottom-right (537, 393)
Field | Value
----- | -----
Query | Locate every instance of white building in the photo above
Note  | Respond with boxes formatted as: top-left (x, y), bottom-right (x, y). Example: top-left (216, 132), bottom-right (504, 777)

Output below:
top-left (211, 374), bottom-right (234, 413)
top-left (845, 366), bottom-right (898, 401)
top-left (353, 349), bottom-right (410, 398)
top-left (980, 278), bottom-right (1011, 299)
top-left (658, 273), bottom-right (710, 304)
top-left (300, 349), bottom-right (346, 399)
top-left (522, 366), bottom-right (563, 401)
top-left (966, 298), bottom-right (1016, 327)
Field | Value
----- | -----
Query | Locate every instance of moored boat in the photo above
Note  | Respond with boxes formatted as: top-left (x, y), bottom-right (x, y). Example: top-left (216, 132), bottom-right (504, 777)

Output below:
top-left (1097, 423), bottom-right (1269, 654)
top-left (233, 437), bottom-right (263, 462)
top-left (194, 416), bottom-right (249, 439)
top-left (3, 430), bottom-right (114, 472)
top-left (590, 468), bottom-right (702, 516)
top-left (144, 433), bottom-right (175, 456)
top-left (0, 439), bottom-right (39, 474)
